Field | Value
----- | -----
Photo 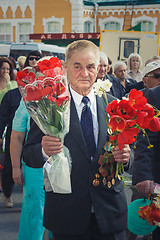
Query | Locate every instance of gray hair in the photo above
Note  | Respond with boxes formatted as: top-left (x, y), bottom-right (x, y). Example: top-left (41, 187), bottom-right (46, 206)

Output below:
top-left (114, 61), bottom-right (127, 72)
top-left (99, 51), bottom-right (108, 65)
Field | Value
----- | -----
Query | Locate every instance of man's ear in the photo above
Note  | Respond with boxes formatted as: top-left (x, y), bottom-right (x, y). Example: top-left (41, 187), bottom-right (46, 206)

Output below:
top-left (143, 76), bottom-right (147, 87)
top-left (63, 61), bottom-right (67, 69)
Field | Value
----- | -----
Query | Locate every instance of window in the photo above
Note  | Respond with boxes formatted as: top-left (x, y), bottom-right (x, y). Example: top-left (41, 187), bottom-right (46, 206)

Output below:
top-left (104, 22), bottom-right (120, 31)
top-left (0, 23), bottom-right (11, 44)
top-left (84, 21), bottom-right (91, 33)
top-left (124, 41), bottom-right (134, 58)
top-left (140, 21), bottom-right (153, 32)
top-left (18, 23), bottom-right (31, 43)
top-left (47, 22), bottom-right (61, 33)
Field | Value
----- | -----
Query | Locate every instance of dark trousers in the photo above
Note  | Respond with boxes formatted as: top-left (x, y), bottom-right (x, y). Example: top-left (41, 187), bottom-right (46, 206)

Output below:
top-left (152, 227), bottom-right (160, 240)
top-left (52, 213), bottom-right (126, 240)
top-left (2, 143), bottom-right (14, 198)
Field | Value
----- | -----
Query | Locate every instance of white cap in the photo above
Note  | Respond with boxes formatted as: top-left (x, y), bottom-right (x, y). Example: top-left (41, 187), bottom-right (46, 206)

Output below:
top-left (143, 61), bottom-right (160, 78)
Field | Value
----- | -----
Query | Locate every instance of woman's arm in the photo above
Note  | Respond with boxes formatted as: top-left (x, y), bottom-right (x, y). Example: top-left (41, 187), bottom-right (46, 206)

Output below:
top-left (10, 130), bottom-right (26, 185)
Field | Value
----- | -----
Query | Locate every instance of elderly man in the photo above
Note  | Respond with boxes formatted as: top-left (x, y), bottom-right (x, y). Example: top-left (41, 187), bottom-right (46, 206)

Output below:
top-left (142, 61), bottom-right (160, 89)
top-left (97, 52), bottom-right (123, 99)
top-left (114, 61), bottom-right (136, 96)
top-left (23, 40), bottom-right (130, 240)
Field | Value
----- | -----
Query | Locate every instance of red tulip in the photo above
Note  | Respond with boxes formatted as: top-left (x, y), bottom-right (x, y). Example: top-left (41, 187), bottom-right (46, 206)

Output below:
top-left (129, 89), bottom-right (147, 110)
top-left (108, 115), bottom-right (126, 132)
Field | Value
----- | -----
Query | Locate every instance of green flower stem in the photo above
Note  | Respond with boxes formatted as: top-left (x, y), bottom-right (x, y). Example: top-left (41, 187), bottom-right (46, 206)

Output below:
top-left (36, 99), bottom-right (48, 117)
top-left (103, 89), bottom-right (109, 126)
top-left (102, 89), bottom-right (108, 106)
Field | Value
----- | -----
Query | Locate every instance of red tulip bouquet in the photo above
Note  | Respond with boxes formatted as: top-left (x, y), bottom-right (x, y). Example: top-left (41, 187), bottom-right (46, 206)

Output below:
top-left (93, 79), bottom-right (160, 188)
top-left (16, 57), bottom-right (72, 194)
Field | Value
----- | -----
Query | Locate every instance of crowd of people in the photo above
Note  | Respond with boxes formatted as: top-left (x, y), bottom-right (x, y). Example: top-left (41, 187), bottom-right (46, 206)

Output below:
top-left (0, 40), bottom-right (160, 240)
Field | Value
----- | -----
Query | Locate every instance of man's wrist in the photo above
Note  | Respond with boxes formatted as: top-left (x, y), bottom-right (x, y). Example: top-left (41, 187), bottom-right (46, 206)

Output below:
top-left (42, 147), bottom-right (49, 161)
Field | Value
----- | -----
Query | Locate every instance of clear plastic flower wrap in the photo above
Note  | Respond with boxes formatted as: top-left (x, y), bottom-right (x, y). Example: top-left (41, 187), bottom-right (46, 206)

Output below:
top-left (16, 56), bottom-right (72, 194)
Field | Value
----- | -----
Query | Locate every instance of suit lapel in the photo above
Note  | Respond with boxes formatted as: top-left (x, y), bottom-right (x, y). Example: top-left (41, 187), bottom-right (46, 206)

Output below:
top-left (94, 95), bottom-right (108, 161)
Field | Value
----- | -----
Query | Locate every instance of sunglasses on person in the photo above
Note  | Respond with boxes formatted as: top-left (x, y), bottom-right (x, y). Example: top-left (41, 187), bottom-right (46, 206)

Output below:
top-left (28, 56), bottom-right (41, 61)
top-left (146, 73), bottom-right (160, 79)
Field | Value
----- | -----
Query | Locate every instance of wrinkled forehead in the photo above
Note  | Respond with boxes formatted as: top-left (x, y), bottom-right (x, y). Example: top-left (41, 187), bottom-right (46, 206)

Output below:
top-left (67, 49), bottom-right (99, 66)
top-left (117, 65), bottom-right (127, 71)
top-left (100, 59), bottom-right (108, 66)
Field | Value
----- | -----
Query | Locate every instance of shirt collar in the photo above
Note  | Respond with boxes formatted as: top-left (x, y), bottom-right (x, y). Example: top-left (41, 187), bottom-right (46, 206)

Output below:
top-left (70, 86), bottom-right (95, 106)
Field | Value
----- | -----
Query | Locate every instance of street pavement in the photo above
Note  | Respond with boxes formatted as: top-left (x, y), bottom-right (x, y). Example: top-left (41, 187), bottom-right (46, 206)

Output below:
top-left (0, 185), bottom-right (22, 240)
top-left (0, 183), bottom-right (145, 240)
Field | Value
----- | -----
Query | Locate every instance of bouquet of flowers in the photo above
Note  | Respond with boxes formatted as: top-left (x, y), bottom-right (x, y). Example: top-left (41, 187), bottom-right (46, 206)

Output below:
top-left (138, 185), bottom-right (160, 226)
top-left (93, 79), bottom-right (160, 188)
top-left (16, 56), bottom-right (72, 194)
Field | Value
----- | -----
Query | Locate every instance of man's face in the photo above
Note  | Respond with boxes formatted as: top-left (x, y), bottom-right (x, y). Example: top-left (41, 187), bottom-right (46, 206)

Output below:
top-left (114, 65), bottom-right (127, 82)
top-left (143, 68), bottom-right (160, 88)
top-left (65, 49), bottom-right (99, 96)
top-left (97, 60), bottom-right (108, 80)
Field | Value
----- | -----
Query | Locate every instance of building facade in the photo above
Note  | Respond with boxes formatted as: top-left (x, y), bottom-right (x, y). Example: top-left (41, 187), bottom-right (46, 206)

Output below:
top-left (0, 0), bottom-right (159, 45)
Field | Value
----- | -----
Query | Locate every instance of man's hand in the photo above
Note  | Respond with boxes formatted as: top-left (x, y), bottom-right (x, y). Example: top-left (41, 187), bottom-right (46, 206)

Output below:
top-left (136, 180), bottom-right (154, 195)
top-left (42, 136), bottom-right (63, 157)
top-left (112, 144), bottom-right (130, 164)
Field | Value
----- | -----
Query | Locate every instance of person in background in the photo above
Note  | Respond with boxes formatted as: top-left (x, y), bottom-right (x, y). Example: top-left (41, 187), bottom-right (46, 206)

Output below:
top-left (10, 51), bottom-right (53, 239)
top-left (125, 56), bottom-right (160, 95)
top-left (145, 55), bottom-right (160, 66)
top-left (0, 57), bottom-right (17, 103)
top-left (0, 50), bottom-right (42, 209)
top-left (142, 61), bottom-right (160, 90)
top-left (97, 52), bottom-right (123, 99)
top-left (0, 57), bottom-right (17, 192)
top-left (8, 56), bottom-right (17, 78)
top-left (0, 87), bottom-right (21, 207)
top-left (114, 61), bottom-right (136, 97)
top-left (127, 53), bottom-right (143, 82)
top-left (96, 51), bottom-right (108, 81)
top-left (17, 56), bottom-right (26, 71)
top-left (132, 85), bottom-right (160, 240)
top-left (23, 50), bottom-right (42, 68)
top-left (127, 61), bottom-right (160, 240)
top-left (23, 40), bottom-right (130, 240)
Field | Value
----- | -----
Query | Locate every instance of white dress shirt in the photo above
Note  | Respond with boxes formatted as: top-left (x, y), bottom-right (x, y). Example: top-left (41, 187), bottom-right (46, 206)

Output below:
top-left (70, 86), bottom-right (99, 146)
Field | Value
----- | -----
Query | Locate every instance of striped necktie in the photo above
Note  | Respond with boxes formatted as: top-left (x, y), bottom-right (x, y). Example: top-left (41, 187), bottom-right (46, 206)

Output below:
top-left (81, 96), bottom-right (96, 159)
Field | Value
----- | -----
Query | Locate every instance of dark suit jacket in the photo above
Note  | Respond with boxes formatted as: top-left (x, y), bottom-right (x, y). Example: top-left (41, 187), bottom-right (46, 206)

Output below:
top-left (106, 74), bottom-right (123, 99)
top-left (0, 88), bottom-right (21, 153)
top-left (23, 93), bottom-right (127, 235)
top-left (132, 86), bottom-right (160, 185)
top-left (125, 81), bottom-right (144, 94)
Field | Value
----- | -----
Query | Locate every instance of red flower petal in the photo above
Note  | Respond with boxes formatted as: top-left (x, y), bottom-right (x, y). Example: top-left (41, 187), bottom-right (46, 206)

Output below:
top-left (129, 89), bottom-right (147, 110)
top-left (150, 210), bottom-right (160, 222)
top-left (117, 128), bottom-right (139, 150)
top-left (117, 99), bottom-right (136, 120)
top-left (149, 117), bottom-right (160, 132)
top-left (108, 115), bottom-right (126, 132)
top-left (23, 83), bottom-right (52, 101)
top-left (106, 100), bottom-right (119, 116)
